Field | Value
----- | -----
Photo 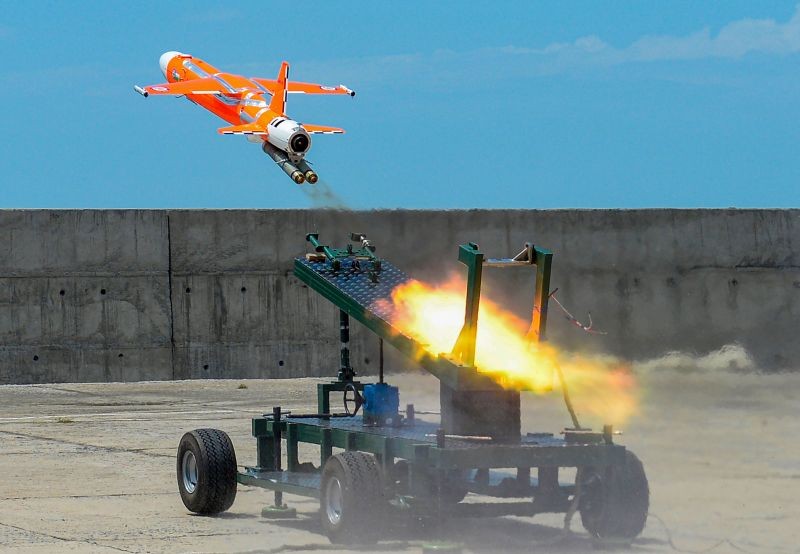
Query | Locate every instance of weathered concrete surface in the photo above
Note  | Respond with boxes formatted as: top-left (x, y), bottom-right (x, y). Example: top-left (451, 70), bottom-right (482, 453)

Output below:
top-left (0, 211), bottom-right (172, 384)
top-left (1, 209), bottom-right (798, 384)
top-left (0, 370), bottom-right (796, 553)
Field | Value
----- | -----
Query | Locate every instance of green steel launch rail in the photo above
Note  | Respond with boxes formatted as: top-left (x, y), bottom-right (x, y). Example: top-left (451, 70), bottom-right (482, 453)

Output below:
top-left (294, 234), bottom-right (553, 391)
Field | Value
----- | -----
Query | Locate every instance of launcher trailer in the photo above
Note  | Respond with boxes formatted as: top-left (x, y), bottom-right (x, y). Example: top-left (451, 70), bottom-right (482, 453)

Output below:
top-left (175, 233), bottom-right (649, 545)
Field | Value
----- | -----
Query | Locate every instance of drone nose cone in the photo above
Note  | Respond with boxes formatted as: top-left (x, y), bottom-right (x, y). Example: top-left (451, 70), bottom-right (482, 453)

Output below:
top-left (159, 51), bottom-right (183, 76)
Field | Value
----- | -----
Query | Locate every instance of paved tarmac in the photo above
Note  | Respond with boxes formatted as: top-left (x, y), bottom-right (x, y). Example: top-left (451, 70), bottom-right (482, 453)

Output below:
top-left (0, 370), bottom-right (796, 553)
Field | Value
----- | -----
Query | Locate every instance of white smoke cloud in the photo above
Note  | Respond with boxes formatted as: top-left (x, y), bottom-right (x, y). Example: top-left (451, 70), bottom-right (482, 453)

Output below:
top-left (634, 344), bottom-right (757, 374)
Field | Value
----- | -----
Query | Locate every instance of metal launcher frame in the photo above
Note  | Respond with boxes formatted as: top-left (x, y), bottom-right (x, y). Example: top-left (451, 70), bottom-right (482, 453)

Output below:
top-left (237, 232), bottom-right (629, 519)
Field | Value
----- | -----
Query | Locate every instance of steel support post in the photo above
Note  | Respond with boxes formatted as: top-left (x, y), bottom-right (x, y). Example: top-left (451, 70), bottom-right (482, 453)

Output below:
top-left (286, 423), bottom-right (299, 472)
top-left (339, 310), bottom-right (354, 381)
top-left (256, 434), bottom-right (275, 471)
top-left (320, 428), bottom-right (333, 467)
top-left (272, 407), bottom-right (283, 507)
top-left (451, 243), bottom-right (484, 366)
top-left (531, 248), bottom-right (553, 342)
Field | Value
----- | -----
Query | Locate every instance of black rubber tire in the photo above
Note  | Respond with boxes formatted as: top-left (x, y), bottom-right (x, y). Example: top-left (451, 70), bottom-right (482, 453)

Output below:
top-left (177, 428), bottom-right (237, 515)
top-left (320, 452), bottom-right (386, 544)
top-left (579, 450), bottom-right (649, 544)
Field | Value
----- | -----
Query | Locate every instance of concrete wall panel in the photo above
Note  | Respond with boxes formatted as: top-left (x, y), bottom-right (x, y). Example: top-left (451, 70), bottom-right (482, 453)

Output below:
top-left (0, 209), bottom-right (797, 384)
top-left (0, 211), bottom-right (171, 384)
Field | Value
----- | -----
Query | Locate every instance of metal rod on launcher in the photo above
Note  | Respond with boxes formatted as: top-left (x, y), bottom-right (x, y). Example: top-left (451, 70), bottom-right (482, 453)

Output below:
top-left (451, 243), bottom-right (484, 367)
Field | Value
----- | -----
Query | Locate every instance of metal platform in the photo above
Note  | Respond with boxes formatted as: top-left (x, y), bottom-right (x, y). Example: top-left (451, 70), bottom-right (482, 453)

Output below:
top-left (251, 413), bottom-right (626, 472)
top-left (284, 415), bottom-right (564, 448)
top-left (245, 413), bottom-right (624, 505)
top-left (296, 257), bottom-right (412, 328)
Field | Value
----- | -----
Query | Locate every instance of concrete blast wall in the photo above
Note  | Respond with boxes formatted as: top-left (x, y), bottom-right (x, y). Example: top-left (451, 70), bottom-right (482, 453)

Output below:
top-left (1, 209), bottom-right (797, 384)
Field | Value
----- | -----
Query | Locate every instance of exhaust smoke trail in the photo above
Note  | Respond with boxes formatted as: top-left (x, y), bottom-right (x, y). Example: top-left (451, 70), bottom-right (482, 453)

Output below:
top-left (634, 344), bottom-right (756, 373)
top-left (298, 178), bottom-right (349, 209)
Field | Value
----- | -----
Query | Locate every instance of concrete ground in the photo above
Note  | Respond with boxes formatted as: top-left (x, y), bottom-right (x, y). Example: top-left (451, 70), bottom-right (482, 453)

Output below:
top-left (0, 369), bottom-right (797, 553)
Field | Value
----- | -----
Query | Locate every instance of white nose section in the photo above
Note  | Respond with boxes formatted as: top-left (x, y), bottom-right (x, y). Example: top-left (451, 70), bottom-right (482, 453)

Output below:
top-left (159, 51), bottom-right (183, 76)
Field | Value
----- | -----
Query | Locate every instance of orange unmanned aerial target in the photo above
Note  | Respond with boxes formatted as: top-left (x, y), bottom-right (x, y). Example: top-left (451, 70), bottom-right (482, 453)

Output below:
top-left (134, 52), bottom-right (355, 185)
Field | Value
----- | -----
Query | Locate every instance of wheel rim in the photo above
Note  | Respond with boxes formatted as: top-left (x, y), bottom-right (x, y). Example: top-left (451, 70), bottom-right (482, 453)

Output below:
top-left (324, 476), bottom-right (344, 525)
top-left (182, 450), bottom-right (198, 494)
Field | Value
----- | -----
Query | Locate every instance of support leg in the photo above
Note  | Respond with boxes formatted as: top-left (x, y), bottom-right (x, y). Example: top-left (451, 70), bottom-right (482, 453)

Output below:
top-left (261, 406), bottom-right (296, 519)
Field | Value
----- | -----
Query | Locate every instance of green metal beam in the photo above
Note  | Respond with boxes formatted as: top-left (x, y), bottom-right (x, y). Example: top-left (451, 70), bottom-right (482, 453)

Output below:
top-left (259, 418), bottom-right (625, 470)
top-left (237, 469), bottom-right (322, 499)
top-left (531, 247), bottom-right (553, 342)
top-left (451, 243), bottom-right (483, 366)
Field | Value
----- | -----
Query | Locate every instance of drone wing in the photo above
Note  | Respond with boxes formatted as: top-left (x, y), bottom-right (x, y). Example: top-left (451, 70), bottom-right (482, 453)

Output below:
top-left (134, 78), bottom-right (254, 98)
top-left (302, 124), bottom-right (345, 135)
top-left (253, 78), bottom-right (355, 97)
top-left (217, 123), bottom-right (268, 135)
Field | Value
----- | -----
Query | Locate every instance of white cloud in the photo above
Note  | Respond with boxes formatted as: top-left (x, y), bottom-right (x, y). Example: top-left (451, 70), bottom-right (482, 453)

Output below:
top-left (246, 6), bottom-right (800, 89)
top-left (514, 4), bottom-right (800, 66)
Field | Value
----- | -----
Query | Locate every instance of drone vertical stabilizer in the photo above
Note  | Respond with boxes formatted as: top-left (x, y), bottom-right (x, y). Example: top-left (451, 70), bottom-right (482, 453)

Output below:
top-left (268, 61), bottom-right (289, 115)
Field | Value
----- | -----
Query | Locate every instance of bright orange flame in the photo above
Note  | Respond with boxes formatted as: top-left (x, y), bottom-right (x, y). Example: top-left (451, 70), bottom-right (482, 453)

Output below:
top-left (378, 275), bottom-right (638, 425)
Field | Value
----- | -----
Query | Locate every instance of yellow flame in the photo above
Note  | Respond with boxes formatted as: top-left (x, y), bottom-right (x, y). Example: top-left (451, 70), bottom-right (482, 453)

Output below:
top-left (378, 276), bottom-right (638, 425)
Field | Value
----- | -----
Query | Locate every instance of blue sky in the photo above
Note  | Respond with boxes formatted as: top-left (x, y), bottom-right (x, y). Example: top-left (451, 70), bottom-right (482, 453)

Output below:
top-left (1, 1), bottom-right (799, 208)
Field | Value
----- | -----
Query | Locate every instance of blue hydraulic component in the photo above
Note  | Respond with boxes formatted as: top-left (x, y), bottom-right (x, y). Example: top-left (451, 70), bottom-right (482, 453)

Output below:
top-left (362, 383), bottom-right (400, 426)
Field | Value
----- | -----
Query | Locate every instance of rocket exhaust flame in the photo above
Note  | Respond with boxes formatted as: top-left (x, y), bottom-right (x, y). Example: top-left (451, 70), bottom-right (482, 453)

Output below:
top-left (381, 276), bottom-right (639, 425)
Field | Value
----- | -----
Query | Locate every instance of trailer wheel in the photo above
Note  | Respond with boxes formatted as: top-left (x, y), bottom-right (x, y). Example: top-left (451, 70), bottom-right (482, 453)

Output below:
top-left (320, 452), bottom-right (385, 544)
top-left (579, 450), bottom-right (649, 544)
top-left (177, 429), bottom-right (237, 515)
